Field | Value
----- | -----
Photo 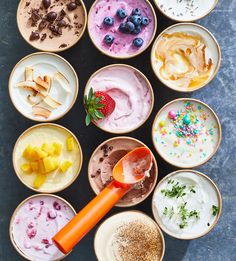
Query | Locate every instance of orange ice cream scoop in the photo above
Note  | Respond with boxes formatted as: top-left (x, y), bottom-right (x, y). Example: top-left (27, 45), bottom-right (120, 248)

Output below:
top-left (52, 147), bottom-right (152, 254)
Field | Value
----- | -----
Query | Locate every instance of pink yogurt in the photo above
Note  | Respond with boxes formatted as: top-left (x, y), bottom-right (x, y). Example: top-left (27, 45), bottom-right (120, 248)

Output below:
top-left (10, 195), bottom-right (75, 261)
top-left (88, 0), bottom-right (156, 58)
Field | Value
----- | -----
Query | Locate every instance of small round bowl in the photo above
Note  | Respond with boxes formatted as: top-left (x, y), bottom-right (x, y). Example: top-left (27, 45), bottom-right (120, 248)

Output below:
top-left (153, 0), bottom-right (218, 22)
top-left (9, 52), bottom-right (79, 122)
top-left (151, 23), bottom-right (221, 92)
top-left (87, 0), bottom-right (157, 59)
top-left (94, 211), bottom-right (165, 261)
top-left (88, 136), bottom-right (158, 207)
top-left (152, 169), bottom-right (222, 240)
top-left (9, 194), bottom-right (76, 261)
top-left (12, 123), bottom-right (83, 193)
top-left (17, 0), bottom-right (87, 52)
top-left (84, 64), bottom-right (154, 134)
top-left (152, 98), bottom-right (221, 168)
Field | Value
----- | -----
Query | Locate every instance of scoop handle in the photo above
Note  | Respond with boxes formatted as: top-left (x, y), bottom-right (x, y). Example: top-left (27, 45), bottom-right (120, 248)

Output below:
top-left (53, 181), bottom-right (130, 254)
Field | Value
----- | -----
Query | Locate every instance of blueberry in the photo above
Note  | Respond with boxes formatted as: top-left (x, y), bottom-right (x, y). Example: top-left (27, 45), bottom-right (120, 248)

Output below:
top-left (132, 8), bottom-right (141, 16)
top-left (116, 8), bottom-right (127, 19)
top-left (125, 21), bottom-right (135, 32)
top-left (119, 23), bottom-right (129, 33)
top-left (103, 16), bottom-right (114, 26)
top-left (132, 25), bottom-right (142, 35)
top-left (130, 15), bottom-right (142, 26)
top-left (141, 16), bottom-right (149, 26)
top-left (104, 34), bottom-right (114, 44)
top-left (133, 38), bottom-right (144, 47)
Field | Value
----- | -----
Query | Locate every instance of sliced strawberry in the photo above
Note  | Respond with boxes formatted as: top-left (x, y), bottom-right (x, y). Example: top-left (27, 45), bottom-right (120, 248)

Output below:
top-left (84, 88), bottom-right (116, 126)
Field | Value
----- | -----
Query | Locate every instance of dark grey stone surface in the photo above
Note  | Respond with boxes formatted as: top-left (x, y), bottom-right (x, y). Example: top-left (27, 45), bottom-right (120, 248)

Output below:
top-left (0, 0), bottom-right (235, 260)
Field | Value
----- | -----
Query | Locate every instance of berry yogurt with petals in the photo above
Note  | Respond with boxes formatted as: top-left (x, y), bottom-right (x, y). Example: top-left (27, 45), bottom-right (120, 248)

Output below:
top-left (88, 0), bottom-right (157, 58)
top-left (10, 195), bottom-right (75, 261)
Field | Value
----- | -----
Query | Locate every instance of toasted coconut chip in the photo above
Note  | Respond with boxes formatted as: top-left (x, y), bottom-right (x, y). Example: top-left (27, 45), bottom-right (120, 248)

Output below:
top-left (54, 72), bottom-right (71, 93)
top-left (27, 95), bottom-right (42, 106)
top-left (34, 76), bottom-right (50, 90)
top-left (32, 105), bottom-right (51, 118)
top-left (35, 84), bottom-right (48, 97)
top-left (43, 96), bottom-right (61, 109)
top-left (25, 67), bottom-right (34, 81)
top-left (44, 75), bottom-right (51, 92)
top-left (16, 81), bottom-right (37, 88)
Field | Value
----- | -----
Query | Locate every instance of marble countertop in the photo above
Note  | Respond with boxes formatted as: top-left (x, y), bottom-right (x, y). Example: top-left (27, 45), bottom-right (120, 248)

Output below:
top-left (0, 0), bottom-right (235, 260)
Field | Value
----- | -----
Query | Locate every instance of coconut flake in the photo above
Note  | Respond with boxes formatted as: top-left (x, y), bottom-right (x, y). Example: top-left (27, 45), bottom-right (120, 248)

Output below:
top-left (32, 106), bottom-right (51, 118)
top-left (53, 72), bottom-right (71, 93)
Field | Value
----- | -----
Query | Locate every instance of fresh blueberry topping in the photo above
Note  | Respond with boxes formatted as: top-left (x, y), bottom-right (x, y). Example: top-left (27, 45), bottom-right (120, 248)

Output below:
top-left (103, 16), bottom-right (114, 26)
top-left (133, 38), bottom-right (144, 47)
top-left (116, 8), bottom-right (127, 19)
top-left (125, 21), bottom-right (135, 32)
top-left (119, 23), bottom-right (129, 33)
top-left (132, 8), bottom-right (141, 16)
top-left (141, 16), bottom-right (149, 26)
top-left (130, 15), bottom-right (142, 26)
top-left (104, 34), bottom-right (114, 44)
top-left (132, 25), bottom-right (142, 35)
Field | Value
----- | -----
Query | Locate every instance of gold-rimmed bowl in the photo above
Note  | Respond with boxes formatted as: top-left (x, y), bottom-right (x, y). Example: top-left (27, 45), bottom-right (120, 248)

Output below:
top-left (84, 64), bottom-right (154, 134)
top-left (151, 23), bottom-right (221, 92)
top-left (9, 52), bottom-right (79, 122)
top-left (153, 0), bottom-right (218, 22)
top-left (88, 136), bottom-right (158, 207)
top-left (152, 169), bottom-right (222, 240)
top-left (152, 98), bottom-right (221, 168)
top-left (9, 193), bottom-right (76, 261)
top-left (17, 0), bottom-right (87, 52)
top-left (12, 123), bottom-right (83, 193)
top-left (94, 210), bottom-right (165, 261)
top-left (87, 0), bottom-right (157, 59)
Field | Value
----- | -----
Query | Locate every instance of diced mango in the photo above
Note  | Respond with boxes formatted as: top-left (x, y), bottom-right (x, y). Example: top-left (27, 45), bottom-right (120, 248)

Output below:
top-left (31, 147), bottom-right (48, 161)
top-left (38, 159), bottom-right (45, 174)
top-left (20, 163), bottom-right (32, 173)
top-left (43, 156), bottom-right (59, 173)
top-left (66, 137), bottom-right (75, 151)
top-left (33, 173), bottom-right (46, 189)
top-left (60, 161), bottom-right (72, 173)
top-left (53, 142), bottom-right (62, 155)
top-left (41, 143), bottom-right (55, 156)
top-left (30, 161), bottom-right (39, 172)
top-left (51, 157), bottom-right (59, 169)
top-left (22, 145), bottom-right (33, 160)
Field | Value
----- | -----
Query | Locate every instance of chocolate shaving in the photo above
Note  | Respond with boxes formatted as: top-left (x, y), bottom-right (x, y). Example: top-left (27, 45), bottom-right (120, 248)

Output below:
top-left (41, 33), bottom-right (47, 41)
top-left (59, 43), bottom-right (67, 48)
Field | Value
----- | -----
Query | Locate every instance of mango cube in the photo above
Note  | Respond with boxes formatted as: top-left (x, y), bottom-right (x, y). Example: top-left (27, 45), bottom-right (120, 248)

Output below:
top-left (60, 161), bottom-right (72, 173)
top-left (31, 147), bottom-right (48, 161)
top-left (30, 161), bottom-right (39, 172)
top-left (41, 143), bottom-right (55, 156)
top-left (66, 137), bottom-right (75, 151)
top-left (20, 163), bottom-right (32, 173)
top-left (43, 156), bottom-right (59, 173)
top-left (53, 142), bottom-right (62, 155)
top-left (22, 145), bottom-right (33, 160)
top-left (33, 173), bottom-right (46, 189)
top-left (38, 159), bottom-right (45, 174)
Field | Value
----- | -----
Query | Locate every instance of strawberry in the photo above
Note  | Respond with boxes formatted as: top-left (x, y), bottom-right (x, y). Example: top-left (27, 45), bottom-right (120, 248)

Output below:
top-left (84, 88), bottom-right (116, 126)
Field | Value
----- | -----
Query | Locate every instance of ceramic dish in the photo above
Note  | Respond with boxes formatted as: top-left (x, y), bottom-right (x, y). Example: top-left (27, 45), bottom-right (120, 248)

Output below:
top-left (152, 170), bottom-right (222, 240)
top-left (94, 211), bottom-right (165, 261)
top-left (88, 136), bottom-right (158, 207)
top-left (17, 0), bottom-right (87, 52)
top-left (9, 52), bottom-right (78, 122)
top-left (84, 64), bottom-right (154, 134)
top-left (152, 98), bottom-right (221, 168)
top-left (153, 0), bottom-right (218, 22)
top-left (151, 23), bottom-right (221, 92)
top-left (12, 123), bottom-right (83, 193)
top-left (87, 0), bottom-right (157, 59)
top-left (9, 194), bottom-right (76, 261)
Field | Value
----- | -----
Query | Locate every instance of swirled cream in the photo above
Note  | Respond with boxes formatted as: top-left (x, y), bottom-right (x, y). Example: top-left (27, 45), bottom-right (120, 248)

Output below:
top-left (86, 65), bottom-right (153, 133)
top-left (152, 100), bottom-right (220, 168)
top-left (152, 171), bottom-right (221, 239)
top-left (10, 195), bottom-right (75, 261)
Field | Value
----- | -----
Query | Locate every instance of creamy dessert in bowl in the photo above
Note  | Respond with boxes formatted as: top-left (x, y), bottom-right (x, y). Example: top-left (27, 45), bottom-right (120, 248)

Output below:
top-left (17, 0), bottom-right (87, 52)
top-left (9, 52), bottom-right (78, 122)
top-left (154, 0), bottom-right (218, 22)
top-left (152, 99), bottom-right (221, 168)
top-left (9, 194), bottom-right (76, 261)
top-left (152, 170), bottom-right (222, 240)
top-left (94, 211), bottom-right (165, 261)
top-left (88, 0), bottom-right (157, 59)
top-left (84, 64), bottom-right (154, 134)
top-left (13, 123), bottom-right (83, 193)
top-left (151, 23), bottom-right (221, 92)
top-left (88, 137), bottom-right (158, 207)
